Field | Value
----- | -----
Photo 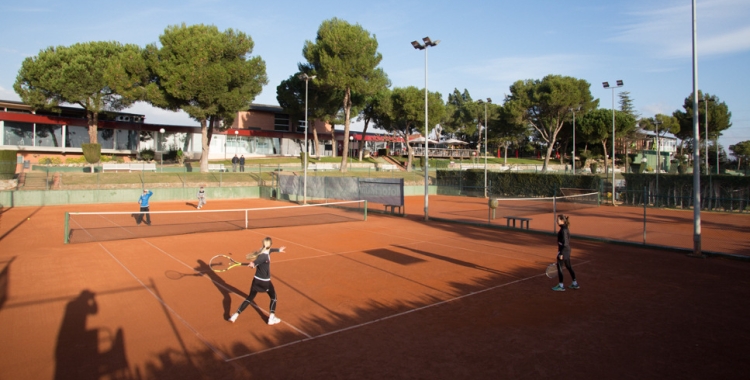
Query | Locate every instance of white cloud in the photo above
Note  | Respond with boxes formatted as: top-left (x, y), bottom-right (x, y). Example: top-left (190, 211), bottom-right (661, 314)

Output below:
top-left (123, 102), bottom-right (198, 127)
top-left (612, 0), bottom-right (750, 59)
top-left (0, 86), bottom-right (19, 101)
top-left (456, 54), bottom-right (595, 83)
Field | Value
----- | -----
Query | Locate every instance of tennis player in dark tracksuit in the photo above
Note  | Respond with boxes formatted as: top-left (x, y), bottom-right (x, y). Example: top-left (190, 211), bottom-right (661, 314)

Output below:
top-left (552, 214), bottom-right (579, 291)
top-left (229, 237), bottom-right (286, 325)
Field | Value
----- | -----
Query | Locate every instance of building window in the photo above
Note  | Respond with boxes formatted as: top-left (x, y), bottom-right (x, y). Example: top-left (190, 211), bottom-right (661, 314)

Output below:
top-left (36, 124), bottom-right (63, 147)
top-left (98, 128), bottom-right (115, 149)
top-left (296, 120), bottom-right (305, 133)
top-left (3, 121), bottom-right (34, 146)
top-left (116, 129), bottom-right (139, 150)
top-left (65, 125), bottom-right (89, 148)
top-left (274, 114), bottom-right (290, 131)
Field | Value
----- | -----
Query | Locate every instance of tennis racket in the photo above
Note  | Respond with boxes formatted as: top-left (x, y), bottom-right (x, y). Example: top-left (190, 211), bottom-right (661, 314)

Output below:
top-left (209, 254), bottom-right (247, 272)
top-left (545, 263), bottom-right (559, 278)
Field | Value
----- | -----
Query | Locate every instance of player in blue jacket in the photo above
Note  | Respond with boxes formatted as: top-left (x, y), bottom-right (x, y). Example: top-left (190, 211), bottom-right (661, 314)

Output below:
top-left (136, 189), bottom-right (153, 225)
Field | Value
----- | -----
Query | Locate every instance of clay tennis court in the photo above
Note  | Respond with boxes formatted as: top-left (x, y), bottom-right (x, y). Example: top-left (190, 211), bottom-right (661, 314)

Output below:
top-left (1, 195), bottom-right (749, 379)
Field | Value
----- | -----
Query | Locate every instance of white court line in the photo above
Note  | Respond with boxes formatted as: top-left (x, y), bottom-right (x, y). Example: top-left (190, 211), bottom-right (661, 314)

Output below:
top-left (97, 243), bottom-right (230, 362)
top-left (141, 240), bottom-right (315, 341)
top-left (124, 234), bottom-right (590, 363)
top-left (226, 260), bottom-right (592, 362)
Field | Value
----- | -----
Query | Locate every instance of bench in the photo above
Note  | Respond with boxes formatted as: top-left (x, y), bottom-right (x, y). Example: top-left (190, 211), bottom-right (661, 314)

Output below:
top-left (384, 204), bottom-right (403, 214)
top-left (208, 164), bottom-right (226, 172)
top-left (102, 163), bottom-right (157, 172)
top-left (309, 163), bottom-right (336, 171)
top-left (504, 216), bottom-right (532, 229)
top-left (379, 164), bottom-right (398, 171)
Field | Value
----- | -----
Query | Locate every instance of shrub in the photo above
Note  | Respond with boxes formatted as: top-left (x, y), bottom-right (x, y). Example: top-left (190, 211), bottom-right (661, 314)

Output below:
top-left (65, 156), bottom-right (88, 164)
top-left (0, 150), bottom-right (18, 179)
top-left (81, 143), bottom-right (101, 164)
top-left (140, 149), bottom-right (155, 161)
top-left (40, 157), bottom-right (63, 165)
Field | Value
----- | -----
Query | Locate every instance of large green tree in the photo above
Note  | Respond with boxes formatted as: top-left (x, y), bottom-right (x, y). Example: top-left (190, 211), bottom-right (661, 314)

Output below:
top-left (443, 89), bottom-right (481, 143)
top-left (14, 41), bottom-right (145, 144)
top-left (673, 91), bottom-right (732, 153)
top-left (383, 86), bottom-right (445, 171)
top-left (578, 108), bottom-right (637, 174)
top-left (146, 24), bottom-right (267, 172)
top-left (302, 18), bottom-right (385, 172)
top-left (506, 75), bottom-right (597, 172)
top-left (729, 141), bottom-right (750, 170)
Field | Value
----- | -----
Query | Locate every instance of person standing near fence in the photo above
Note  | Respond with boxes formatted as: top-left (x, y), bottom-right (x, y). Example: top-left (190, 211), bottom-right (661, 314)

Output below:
top-left (229, 237), bottom-right (286, 325)
top-left (552, 214), bottom-right (579, 291)
top-left (231, 154), bottom-right (239, 172)
top-left (239, 155), bottom-right (245, 172)
top-left (136, 189), bottom-right (153, 226)
top-left (197, 186), bottom-right (207, 209)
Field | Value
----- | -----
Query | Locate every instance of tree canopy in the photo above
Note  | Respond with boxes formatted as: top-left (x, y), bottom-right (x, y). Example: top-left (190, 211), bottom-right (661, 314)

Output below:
top-left (673, 91), bottom-right (732, 144)
top-left (146, 23), bottom-right (267, 172)
top-left (506, 74), bottom-right (598, 172)
top-left (14, 41), bottom-right (145, 144)
top-left (302, 18), bottom-right (386, 171)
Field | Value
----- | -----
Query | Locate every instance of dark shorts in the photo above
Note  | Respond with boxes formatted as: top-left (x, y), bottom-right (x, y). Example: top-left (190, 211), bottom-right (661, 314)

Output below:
top-left (251, 278), bottom-right (273, 293)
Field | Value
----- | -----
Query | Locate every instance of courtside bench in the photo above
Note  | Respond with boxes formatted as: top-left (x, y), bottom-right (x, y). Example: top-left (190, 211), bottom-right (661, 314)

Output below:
top-left (208, 164), bottom-right (226, 172)
top-left (379, 164), bottom-right (398, 171)
top-left (102, 163), bottom-right (157, 172)
top-left (309, 163), bottom-right (336, 171)
top-left (504, 216), bottom-right (532, 229)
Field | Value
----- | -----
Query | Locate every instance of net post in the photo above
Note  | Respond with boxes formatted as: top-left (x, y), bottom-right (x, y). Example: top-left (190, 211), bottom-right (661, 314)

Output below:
top-left (245, 209), bottom-right (248, 229)
top-left (364, 200), bottom-right (368, 221)
top-left (643, 186), bottom-right (647, 244)
top-left (64, 212), bottom-right (70, 244)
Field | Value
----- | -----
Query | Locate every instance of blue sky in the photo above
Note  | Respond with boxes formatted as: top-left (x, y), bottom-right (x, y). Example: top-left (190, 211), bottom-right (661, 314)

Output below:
top-left (1, 0), bottom-right (749, 151)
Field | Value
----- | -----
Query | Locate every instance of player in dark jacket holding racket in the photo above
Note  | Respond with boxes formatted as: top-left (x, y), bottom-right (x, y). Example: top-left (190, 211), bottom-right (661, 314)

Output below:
top-left (229, 237), bottom-right (286, 325)
top-left (552, 214), bottom-right (579, 291)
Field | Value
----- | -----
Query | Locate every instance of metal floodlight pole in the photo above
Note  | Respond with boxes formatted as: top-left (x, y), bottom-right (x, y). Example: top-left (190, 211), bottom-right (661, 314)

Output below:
top-left (654, 119), bottom-right (661, 202)
top-left (412, 36), bottom-right (440, 221)
top-left (570, 107), bottom-right (580, 175)
top-left (159, 128), bottom-right (165, 171)
top-left (299, 73), bottom-right (316, 204)
top-left (602, 80), bottom-right (623, 205)
top-left (691, 0), bottom-right (702, 256)
top-left (234, 130), bottom-right (239, 155)
top-left (478, 98), bottom-right (491, 197)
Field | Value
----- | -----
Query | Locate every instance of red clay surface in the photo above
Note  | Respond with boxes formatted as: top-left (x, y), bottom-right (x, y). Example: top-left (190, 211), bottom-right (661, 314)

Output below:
top-left (1, 195), bottom-right (749, 379)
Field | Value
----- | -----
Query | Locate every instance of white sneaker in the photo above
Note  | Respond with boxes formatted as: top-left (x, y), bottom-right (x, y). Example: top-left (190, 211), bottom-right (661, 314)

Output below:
top-left (229, 313), bottom-right (238, 323)
top-left (267, 314), bottom-right (281, 325)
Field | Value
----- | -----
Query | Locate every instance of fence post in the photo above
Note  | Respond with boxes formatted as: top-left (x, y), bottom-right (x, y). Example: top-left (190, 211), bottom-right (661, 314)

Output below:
top-left (643, 186), bottom-right (647, 244)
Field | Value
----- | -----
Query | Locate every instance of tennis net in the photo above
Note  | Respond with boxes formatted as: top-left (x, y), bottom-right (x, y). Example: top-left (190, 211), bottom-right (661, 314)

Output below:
top-left (490, 192), bottom-right (600, 217)
top-left (64, 200), bottom-right (367, 244)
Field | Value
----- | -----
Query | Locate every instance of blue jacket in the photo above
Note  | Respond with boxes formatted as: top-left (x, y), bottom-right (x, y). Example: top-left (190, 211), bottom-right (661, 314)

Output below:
top-left (138, 191), bottom-right (153, 208)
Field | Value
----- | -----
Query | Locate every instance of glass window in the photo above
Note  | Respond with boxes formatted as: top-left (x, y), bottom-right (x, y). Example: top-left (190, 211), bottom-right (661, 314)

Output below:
top-left (274, 114), bottom-right (290, 131)
top-left (116, 129), bottom-right (139, 150)
top-left (296, 120), bottom-right (305, 133)
top-left (65, 125), bottom-right (89, 148)
top-left (98, 128), bottom-right (115, 149)
top-left (4, 121), bottom-right (34, 146)
top-left (35, 124), bottom-right (64, 147)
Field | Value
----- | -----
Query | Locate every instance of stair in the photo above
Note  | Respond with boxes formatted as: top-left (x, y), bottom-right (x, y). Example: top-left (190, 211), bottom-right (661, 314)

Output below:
top-left (19, 172), bottom-right (50, 190)
top-left (383, 156), bottom-right (406, 170)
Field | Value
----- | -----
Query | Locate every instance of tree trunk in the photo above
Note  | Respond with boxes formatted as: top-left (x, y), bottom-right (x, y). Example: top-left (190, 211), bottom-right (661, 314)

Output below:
top-left (340, 88), bottom-right (351, 173)
top-left (199, 118), bottom-right (210, 172)
top-left (543, 144), bottom-right (554, 172)
top-left (358, 118), bottom-right (370, 161)
top-left (313, 128), bottom-right (320, 158)
top-left (87, 111), bottom-right (99, 144)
